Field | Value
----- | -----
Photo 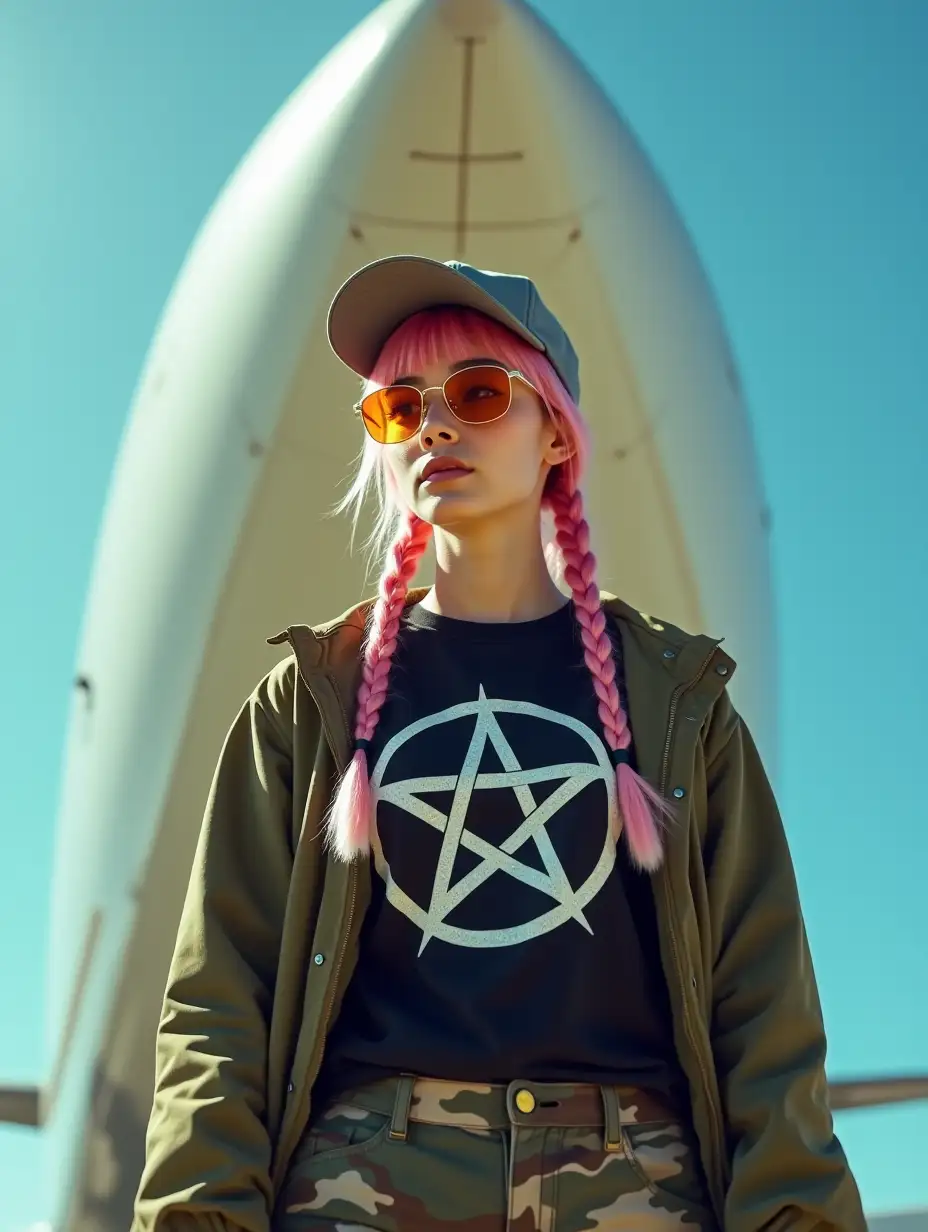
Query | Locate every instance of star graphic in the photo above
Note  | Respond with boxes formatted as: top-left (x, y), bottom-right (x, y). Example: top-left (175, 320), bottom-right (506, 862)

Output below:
top-left (371, 687), bottom-right (618, 952)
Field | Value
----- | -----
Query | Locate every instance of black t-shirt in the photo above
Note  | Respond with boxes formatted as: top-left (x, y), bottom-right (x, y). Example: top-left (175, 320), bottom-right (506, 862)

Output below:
top-left (317, 600), bottom-right (683, 1096)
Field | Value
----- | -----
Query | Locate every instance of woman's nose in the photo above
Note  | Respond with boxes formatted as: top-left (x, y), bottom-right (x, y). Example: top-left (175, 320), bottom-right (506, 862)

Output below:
top-left (418, 391), bottom-right (460, 448)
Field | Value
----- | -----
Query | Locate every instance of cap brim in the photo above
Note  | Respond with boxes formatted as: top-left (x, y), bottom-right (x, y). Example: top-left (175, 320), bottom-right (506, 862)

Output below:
top-left (326, 254), bottom-right (544, 380)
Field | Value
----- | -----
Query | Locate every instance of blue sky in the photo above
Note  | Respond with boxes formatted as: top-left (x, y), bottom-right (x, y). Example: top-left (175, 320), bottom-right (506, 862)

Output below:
top-left (1, 0), bottom-right (926, 1227)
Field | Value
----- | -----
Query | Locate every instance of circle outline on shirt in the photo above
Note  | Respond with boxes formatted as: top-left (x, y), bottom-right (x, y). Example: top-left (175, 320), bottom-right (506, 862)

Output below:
top-left (369, 692), bottom-right (619, 949)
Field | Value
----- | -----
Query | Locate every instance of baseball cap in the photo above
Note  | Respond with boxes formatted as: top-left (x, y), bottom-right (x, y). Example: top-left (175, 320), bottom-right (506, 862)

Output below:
top-left (326, 254), bottom-right (581, 403)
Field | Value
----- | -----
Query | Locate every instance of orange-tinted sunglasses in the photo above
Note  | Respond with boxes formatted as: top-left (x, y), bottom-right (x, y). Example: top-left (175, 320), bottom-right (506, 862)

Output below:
top-left (353, 364), bottom-right (543, 445)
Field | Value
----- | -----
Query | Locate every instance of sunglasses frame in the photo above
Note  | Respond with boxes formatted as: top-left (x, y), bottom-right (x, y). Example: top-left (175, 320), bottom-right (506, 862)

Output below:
top-left (353, 363), bottom-right (545, 443)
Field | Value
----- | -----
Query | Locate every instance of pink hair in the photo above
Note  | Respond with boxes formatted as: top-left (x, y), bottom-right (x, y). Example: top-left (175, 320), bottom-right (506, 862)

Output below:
top-left (328, 306), bottom-right (672, 870)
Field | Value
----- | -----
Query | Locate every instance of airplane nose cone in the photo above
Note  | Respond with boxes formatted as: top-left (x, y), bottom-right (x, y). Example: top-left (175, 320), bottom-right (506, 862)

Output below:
top-left (438, 0), bottom-right (504, 37)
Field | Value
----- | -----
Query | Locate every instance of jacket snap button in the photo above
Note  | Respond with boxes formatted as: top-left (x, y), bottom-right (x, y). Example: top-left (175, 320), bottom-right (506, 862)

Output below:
top-left (515, 1089), bottom-right (536, 1114)
top-left (662, 649), bottom-right (676, 659)
top-left (313, 953), bottom-right (325, 966)
top-left (715, 664), bottom-right (729, 676)
top-left (287, 1081), bottom-right (295, 1093)
top-left (673, 787), bottom-right (686, 799)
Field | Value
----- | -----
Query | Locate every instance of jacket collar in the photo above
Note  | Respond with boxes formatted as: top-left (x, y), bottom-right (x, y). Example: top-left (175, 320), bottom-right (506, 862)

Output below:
top-left (268, 588), bottom-right (736, 784)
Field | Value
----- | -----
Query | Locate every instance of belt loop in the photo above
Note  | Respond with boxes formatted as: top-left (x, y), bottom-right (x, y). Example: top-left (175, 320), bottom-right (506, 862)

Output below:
top-left (601, 1085), bottom-right (623, 1153)
top-left (389, 1073), bottom-right (416, 1142)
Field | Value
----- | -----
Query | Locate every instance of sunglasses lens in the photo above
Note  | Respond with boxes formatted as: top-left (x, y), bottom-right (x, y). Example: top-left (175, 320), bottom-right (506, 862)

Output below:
top-left (359, 386), bottom-right (422, 443)
top-left (444, 366), bottom-right (512, 423)
top-left (358, 367), bottom-right (513, 441)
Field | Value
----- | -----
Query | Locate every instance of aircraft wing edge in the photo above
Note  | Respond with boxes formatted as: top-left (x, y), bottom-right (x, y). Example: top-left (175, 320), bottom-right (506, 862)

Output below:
top-left (0, 1084), bottom-right (42, 1127)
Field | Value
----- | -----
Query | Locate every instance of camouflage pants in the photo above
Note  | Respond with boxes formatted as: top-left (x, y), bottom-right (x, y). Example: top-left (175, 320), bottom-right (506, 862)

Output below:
top-left (275, 1074), bottom-right (719, 1230)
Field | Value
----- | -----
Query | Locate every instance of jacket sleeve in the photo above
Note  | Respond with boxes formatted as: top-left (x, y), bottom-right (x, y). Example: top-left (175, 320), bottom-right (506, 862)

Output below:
top-left (132, 660), bottom-right (297, 1232)
top-left (702, 695), bottom-right (867, 1231)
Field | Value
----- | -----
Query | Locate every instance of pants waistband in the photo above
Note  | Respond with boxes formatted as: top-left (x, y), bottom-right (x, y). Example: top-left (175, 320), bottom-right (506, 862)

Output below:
top-left (326, 1075), bottom-right (683, 1153)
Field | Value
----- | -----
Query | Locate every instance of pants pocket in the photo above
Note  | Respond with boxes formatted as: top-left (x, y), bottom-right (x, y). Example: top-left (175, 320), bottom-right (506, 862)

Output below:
top-left (622, 1119), bottom-right (716, 1217)
top-left (276, 1109), bottom-right (503, 1231)
top-left (276, 1101), bottom-right (393, 1226)
top-left (300, 1101), bottom-right (392, 1164)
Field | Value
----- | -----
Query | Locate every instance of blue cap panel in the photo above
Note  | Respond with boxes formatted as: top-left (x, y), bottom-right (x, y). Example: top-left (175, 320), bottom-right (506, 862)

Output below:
top-left (444, 261), bottom-right (580, 402)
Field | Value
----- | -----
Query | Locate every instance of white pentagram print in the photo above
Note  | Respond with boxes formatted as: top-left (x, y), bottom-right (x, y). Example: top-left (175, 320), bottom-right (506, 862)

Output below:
top-left (369, 685), bottom-right (618, 953)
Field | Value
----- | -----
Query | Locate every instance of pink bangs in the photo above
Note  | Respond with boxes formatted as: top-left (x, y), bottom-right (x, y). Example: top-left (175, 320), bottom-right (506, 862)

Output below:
top-left (365, 306), bottom-right (590, 487)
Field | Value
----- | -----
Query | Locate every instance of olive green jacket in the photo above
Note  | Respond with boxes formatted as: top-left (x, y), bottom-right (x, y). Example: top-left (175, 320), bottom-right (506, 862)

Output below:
top-left (132, 590), bottom-right (866, 1231)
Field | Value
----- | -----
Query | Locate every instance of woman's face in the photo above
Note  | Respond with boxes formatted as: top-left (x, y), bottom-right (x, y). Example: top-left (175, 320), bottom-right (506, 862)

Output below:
top-left (379, 355), bottom-right (572, 532)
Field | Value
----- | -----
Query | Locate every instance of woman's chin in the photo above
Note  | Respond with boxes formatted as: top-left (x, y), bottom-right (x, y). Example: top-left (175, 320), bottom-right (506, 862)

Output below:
top-left (414, 490), bottom-right (484, 527)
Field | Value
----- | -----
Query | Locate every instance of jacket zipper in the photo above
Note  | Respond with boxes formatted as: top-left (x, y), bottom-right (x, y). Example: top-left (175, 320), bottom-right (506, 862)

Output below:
top-left (659, 644), bottom-right (717, 791)
top-left (659, 644), bottom-right (728, 1216)
top-left (273, 655), bottom-right (360, 1192)
top-left (296, 860), bottom-right (358, 1118)
top-left (274, 867), bottom-right (359, 1193)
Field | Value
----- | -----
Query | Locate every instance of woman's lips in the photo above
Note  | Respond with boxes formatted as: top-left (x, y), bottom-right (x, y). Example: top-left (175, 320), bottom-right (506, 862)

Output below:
top-left (420, 466), bottom-right (472, 486)
top-left (419, 457), bottom-right (474, 486)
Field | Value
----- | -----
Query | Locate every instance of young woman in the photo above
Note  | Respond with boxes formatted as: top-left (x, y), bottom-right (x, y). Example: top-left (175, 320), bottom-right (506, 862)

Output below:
top-left (133, 255), bottom-right (866, 1231)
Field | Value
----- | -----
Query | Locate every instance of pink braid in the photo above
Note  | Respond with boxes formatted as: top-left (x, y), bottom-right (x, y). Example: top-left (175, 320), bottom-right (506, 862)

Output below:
top-left (548, 479), bottom-right (672, 871)
top-left (326, 512), bottom-right (433, 860)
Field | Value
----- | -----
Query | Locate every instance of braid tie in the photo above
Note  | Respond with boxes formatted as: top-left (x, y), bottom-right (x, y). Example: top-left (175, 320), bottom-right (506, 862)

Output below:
top-left (548, 478), bottom-right (670, 871)
top-left (326, 512), bottom-right (433, 860)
